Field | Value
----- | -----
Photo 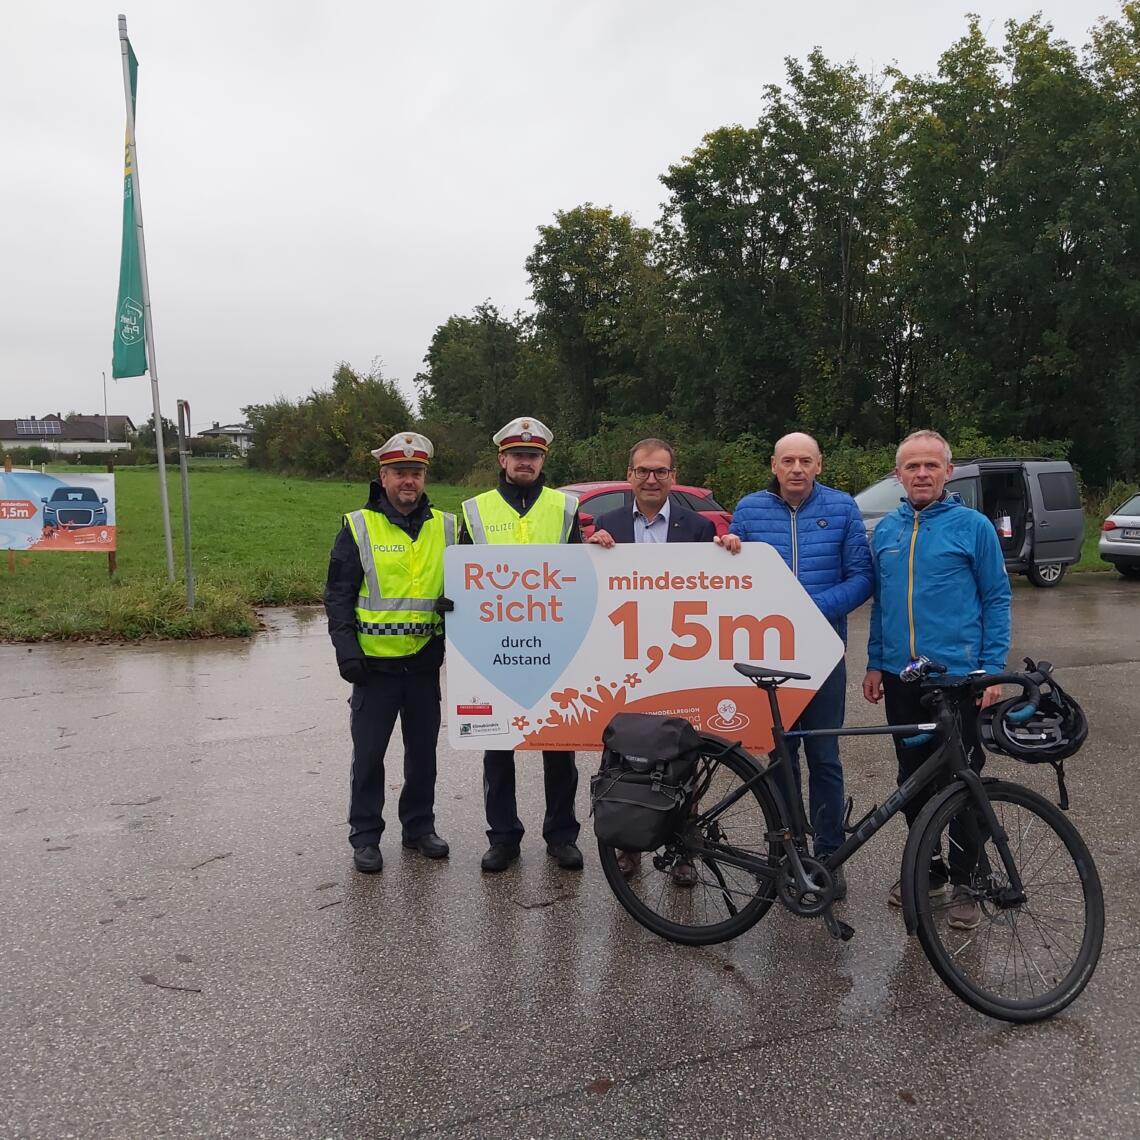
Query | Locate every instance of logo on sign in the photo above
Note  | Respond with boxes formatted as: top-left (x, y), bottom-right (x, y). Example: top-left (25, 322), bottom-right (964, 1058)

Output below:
top-left (118, 297), bottom-right (143, 345)
top-left (707, 697), bottom-right (751, 731)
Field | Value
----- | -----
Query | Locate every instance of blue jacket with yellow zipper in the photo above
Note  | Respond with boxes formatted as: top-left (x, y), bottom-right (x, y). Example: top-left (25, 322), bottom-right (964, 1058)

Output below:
top-left (867, 496), bottom-right (1012, 678)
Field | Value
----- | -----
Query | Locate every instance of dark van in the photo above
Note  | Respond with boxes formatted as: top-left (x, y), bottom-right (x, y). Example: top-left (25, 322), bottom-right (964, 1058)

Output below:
top-left (855, 458), bottom-right (1084, 588)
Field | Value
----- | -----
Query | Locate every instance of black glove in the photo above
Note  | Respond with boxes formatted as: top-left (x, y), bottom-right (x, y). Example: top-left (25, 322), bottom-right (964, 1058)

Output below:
top-left (338, 658), bottom-right (369, 685)
top-left (434, 596), bottom-right (455, 614)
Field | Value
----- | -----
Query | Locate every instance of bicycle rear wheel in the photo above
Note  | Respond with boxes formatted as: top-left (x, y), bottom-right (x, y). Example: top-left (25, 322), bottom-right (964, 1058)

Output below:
top-left (598, 746), bottom-right (781, 945)
top-left (911, 779), bottom-right (1103, 1022)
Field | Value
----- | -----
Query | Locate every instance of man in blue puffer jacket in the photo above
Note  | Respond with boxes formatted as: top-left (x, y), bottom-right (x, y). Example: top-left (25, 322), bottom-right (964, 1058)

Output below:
top-left (723, 432), bottom-right (873, 897)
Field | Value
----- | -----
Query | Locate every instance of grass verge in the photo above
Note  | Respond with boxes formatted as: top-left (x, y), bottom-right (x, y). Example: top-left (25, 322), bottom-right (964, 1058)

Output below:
top-left (2, 464), bottom-right (1127, 640)
top-left (1, 466), bottom-right (476, 641)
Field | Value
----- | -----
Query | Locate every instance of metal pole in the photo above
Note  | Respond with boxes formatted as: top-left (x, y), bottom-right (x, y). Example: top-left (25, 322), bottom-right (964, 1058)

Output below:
top-left (119, 14), bottom-right (175, 581)
top-left (106, 456), bottom-right (118, 577)
top-left (103, 371), bottom-right (110, 443)
top-left (4, 453), bottom-right (13, 575)
top-left (176, 399), bottom-right (195, 609)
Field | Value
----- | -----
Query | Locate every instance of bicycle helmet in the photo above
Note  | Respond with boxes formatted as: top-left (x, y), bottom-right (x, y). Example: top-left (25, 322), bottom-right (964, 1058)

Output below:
top-left (978, 675), bottom-right (1088, 763)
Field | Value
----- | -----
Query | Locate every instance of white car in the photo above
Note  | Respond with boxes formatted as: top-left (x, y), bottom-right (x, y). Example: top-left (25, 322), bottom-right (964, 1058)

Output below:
top-left (1098, 492), bottom-right (1140, 579)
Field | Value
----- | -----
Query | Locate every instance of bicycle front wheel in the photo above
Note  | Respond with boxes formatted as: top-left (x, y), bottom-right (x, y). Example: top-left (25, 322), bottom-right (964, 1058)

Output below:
top-left (598, 746), bottom-right (781, 946)
top-left (911, 779), bottom-right (1104, 1022)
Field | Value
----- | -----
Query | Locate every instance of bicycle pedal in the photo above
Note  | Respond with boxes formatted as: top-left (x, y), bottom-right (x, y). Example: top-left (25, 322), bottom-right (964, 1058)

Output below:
top-left (824, 912), bottom-right (856, 941)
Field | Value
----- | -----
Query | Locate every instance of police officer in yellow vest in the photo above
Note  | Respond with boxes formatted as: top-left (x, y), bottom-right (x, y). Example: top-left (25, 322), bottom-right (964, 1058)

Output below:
top-left (460, 417), bottom-right (585, 873)
top-left (324, 432), bottom-right (456, 873)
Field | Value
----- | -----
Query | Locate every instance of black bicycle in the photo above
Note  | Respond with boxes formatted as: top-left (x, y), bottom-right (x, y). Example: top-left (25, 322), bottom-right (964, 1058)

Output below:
top-left (597, 658), bottom-right (1104, 1023)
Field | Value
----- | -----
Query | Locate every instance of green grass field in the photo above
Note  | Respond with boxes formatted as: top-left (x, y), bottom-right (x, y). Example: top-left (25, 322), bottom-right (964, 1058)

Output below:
top-left (1, 466), bottom-right (477, 641)
top-left (1, 464), bottom-right (1120, 640)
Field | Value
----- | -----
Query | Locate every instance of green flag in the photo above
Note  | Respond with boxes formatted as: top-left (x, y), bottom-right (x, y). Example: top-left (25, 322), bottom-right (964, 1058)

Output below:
top-left (112, 40), bottom-right (147, 379)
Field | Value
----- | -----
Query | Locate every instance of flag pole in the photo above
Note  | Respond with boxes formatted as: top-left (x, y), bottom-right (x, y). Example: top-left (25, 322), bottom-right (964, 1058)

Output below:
top-left (118, 13), bottom-right (174, 581)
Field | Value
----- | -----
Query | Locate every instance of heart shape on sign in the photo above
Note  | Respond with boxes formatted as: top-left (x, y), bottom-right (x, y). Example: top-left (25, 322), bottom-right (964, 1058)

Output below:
top-left (444, 545), bottom-right (598, 709)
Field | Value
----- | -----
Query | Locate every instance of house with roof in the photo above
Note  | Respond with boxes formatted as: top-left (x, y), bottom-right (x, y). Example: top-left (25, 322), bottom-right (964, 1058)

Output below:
top-left (0, 413), bottom-right (137, 455)
top-left (196, 421), bottom-right (253, 456)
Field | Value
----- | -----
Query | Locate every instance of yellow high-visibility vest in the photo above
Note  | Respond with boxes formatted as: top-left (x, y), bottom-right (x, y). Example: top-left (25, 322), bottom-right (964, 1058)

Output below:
top-left (345, 508), bottom-right (457, 657)
top-left (461, 486), bottom-right (578, 545)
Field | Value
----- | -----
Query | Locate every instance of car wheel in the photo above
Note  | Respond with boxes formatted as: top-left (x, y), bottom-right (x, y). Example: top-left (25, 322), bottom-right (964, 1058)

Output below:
top-left (1027, 562), bottom-right (1066, 587)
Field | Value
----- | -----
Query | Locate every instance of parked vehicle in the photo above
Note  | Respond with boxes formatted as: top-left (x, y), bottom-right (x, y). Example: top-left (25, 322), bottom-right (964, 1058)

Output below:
top-left (41, 486), bottom-right (109, 530)
top-left (557, 481), bottom-right (733, 539)
top-left (855, 458), bottom-right (1084, 588)
top-left (1098, 492), bottom-right (1140, 579)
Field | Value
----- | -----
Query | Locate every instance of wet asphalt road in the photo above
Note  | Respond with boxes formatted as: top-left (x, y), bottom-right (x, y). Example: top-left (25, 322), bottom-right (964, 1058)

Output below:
top-left (2, 576), bottom-right (1139, 1139)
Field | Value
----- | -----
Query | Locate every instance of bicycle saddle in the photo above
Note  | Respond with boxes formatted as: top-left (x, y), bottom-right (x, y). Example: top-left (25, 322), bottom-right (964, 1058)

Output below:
top-left (733, 663), bottom-right (811, 683)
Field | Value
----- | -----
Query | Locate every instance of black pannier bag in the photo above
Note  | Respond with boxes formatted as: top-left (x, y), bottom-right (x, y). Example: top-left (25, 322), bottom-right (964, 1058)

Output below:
top-left (591, 713), bottom-right (702, 851)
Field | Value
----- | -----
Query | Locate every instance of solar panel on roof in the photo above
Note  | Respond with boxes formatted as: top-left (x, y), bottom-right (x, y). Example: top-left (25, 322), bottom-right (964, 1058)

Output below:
top-left (15, 419), bottom-right (61, 435)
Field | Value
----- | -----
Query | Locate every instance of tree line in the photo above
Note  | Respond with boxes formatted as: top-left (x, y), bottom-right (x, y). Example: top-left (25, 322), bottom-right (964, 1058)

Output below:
top-left (246, 8), bottom-right (1140, 496)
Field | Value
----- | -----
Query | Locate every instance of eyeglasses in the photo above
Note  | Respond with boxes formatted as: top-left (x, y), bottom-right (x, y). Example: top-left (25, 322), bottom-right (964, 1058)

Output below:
top-left (630, 466), bottom-right (675, 481)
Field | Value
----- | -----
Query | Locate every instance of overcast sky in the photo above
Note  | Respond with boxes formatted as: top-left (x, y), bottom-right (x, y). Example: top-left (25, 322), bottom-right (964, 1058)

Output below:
top-left (1, 0), bottom-right (1114, 433)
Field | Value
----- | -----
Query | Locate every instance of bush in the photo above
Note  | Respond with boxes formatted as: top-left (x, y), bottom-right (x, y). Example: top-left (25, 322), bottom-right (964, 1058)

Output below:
top-left (190, 435), bottom-right (239, 458)
top-left (69, 450), bottom-right (132, 466)
top-left (3, 446), bottom-right (50, 465)
top-left (413, 416), bottom-right (486, 483)
top-left (704, 434), bottom-right (772, 508)
top-left (544, 415), bottom-right (713, 486)
top-left (1086, 479), bottom-right (1140, 520)
top-left (950, 429), bottom-right (1071, 463)
top-left (124, 448), bottom-right (178, 467)
top-left (817, 441), bottom-right (897, 494)
top-left (244, 362), bottom-right (412, 480)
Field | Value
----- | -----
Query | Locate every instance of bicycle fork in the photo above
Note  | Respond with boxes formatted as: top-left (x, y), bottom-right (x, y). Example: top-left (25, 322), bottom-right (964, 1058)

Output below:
top-left (958, 769), bottom-right (1028, 906)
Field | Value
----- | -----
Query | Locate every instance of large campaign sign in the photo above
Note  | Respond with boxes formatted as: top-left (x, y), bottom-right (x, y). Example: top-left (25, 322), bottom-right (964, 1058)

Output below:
top-left (0, 471), bottom-right (117, 552)
top-left (443, 544), bottom-right (843, 752)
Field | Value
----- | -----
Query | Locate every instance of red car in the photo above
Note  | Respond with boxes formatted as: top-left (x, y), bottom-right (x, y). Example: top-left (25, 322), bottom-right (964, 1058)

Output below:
top-left (558, 481), bottom-right (733, 539)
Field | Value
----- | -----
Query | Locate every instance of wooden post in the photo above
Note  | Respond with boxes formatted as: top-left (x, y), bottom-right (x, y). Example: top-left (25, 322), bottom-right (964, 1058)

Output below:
top-left (4, 453), bottom-right (13, 574)
top-left (107, 456), bottom-right (117, 577)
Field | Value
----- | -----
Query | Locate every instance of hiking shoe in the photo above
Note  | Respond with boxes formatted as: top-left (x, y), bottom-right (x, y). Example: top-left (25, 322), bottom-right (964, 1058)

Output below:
top-left (352, 844), bottom-right (383, 873)
top-left (480, 844), bottom-right (520, 873)
top-left (401, 832), bottom-right (450, 859)
top-left (888, 878), bottom-right (951, 907)
top-left (547, 842), bottom-right (584, 870)
top-left (946, 886), bottom-right (982, 930)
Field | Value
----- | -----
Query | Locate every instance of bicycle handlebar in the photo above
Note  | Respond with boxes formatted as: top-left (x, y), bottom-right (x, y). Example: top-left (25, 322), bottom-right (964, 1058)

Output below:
top-left (899, 658), bottom-right (1050, 744)
top-left (965, 669), bottom-right (1043, 716)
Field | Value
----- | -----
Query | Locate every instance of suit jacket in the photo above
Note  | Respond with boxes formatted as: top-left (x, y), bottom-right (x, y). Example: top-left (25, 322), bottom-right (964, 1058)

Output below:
top-left (593, 502), bottom-right (716, 544)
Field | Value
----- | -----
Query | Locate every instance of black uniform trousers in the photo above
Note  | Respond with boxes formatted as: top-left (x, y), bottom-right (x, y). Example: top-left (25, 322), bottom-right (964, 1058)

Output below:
top-left (348, 668), bottom-right (441, 848)
top-left (483, 749), bottom-right (579, 848)
top-left (883, 672), bottom-right (987, 884)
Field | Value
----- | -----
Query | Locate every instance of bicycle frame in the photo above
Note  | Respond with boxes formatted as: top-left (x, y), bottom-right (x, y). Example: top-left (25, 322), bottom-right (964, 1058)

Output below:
top-left (690, 679), bottom-right (1028, 908)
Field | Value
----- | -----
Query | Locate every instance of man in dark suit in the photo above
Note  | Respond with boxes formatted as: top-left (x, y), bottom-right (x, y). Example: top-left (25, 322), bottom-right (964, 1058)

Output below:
top-left (587, 438), bottom-right (716, 547)
top-left (587, 438), bottom-right (720, 882)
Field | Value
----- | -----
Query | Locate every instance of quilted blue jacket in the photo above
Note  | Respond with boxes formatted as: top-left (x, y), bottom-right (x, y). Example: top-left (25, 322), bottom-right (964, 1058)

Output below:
top-left (730, 481), bottom-right (873, 643)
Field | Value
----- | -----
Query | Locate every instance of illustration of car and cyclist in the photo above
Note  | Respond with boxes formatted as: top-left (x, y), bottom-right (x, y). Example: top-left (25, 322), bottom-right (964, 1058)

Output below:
top-left (40, 485), bottom-right (109, 537)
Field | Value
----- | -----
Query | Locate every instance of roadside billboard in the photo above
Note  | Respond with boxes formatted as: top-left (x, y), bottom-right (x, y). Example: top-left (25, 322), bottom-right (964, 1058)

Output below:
top-left (0, 471), bottom-right (117, 552)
